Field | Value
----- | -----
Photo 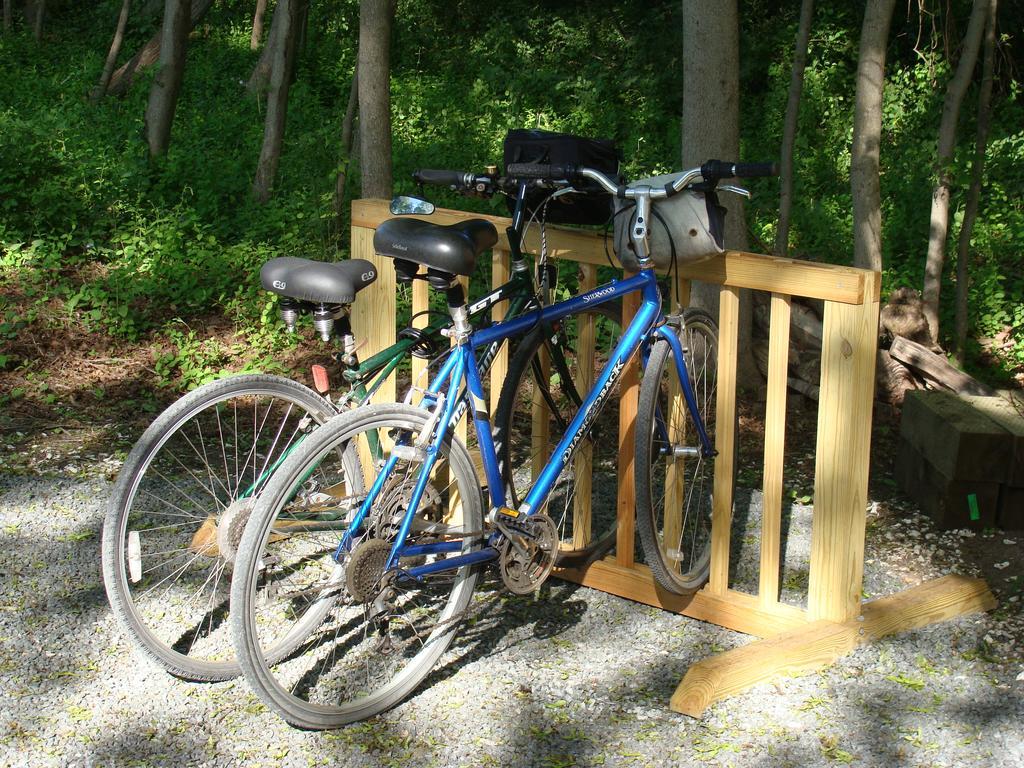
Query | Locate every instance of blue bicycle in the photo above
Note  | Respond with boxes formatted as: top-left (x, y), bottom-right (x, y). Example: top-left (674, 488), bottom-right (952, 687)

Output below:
top-left (229, 159), bottom-right (774, 728)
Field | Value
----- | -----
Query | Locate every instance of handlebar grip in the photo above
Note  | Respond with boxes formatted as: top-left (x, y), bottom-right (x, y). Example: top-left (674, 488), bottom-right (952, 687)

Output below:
top-left (505, 162), bottom-right (575, 181)
top-left (700, 160), bottom-right (779, 179)
top-left (413, 169), bottom-right (472, 188)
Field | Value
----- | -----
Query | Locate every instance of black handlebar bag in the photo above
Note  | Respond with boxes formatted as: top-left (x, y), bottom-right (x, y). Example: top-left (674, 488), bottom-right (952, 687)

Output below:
top-left (503, 129), bottom-right (621, 225)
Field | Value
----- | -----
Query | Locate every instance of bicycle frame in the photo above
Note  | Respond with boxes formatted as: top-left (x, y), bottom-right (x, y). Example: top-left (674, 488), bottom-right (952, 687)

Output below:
top-left (334, 266), bottom-right (716, 578)
top-left (232, 269), bottom-right (538, 505)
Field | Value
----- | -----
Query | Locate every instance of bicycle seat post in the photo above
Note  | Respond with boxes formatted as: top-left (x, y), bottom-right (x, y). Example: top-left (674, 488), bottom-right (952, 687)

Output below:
top-left (443, 281), bottom-right (472, 345)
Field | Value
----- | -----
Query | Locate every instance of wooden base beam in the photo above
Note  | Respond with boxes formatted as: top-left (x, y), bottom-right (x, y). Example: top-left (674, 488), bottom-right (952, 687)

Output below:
top-left (554, 558), bottom-right (808, 639)
top-left (670, 574), bottom-right (995, 717)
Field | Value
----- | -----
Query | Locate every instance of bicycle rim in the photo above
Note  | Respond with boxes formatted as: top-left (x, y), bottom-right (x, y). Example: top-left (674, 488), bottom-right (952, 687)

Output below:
top-left (232, 404), bottom-right (483, 729)
top-left (636, 311), bottom-right (717, 593)
top-left (101, 375), bottom-right (337, 681)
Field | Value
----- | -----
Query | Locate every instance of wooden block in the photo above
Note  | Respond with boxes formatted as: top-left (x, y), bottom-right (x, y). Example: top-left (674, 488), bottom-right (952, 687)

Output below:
top-left (900, 390), bottom-right (1012, 483)
top-left (671, 574), bottom-right (995, 717)
top-left (998, 486), bottom-right (1024, 531)
top-left (961, 395), bottom-right (1024, 486)
top-left (894, 438), bottom-right (1000, 529)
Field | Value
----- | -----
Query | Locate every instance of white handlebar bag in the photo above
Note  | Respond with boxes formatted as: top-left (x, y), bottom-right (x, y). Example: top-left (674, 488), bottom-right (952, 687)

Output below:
top-left (612, 172), bottom-right (726, 272)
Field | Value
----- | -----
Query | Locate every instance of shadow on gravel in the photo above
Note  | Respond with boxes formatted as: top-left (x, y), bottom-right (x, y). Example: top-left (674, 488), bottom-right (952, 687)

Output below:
top-left (80, 721), bottom-right (210, 767)
top-left (415, 577), bottom-right (591, 693)
top-left (308, 577), bottom-right (593, 764)
top-left (0, 479), bottom-right (109, 699)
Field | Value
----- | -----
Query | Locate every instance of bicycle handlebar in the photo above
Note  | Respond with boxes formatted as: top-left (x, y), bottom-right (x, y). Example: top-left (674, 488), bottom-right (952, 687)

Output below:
top-left (504, 162), bottom-right (577, 182)
top-left (414, 169), bottom-right (473, 188)
top-left (414, 158), bottom-right (778, 201)
top-left (700, 159), bottom-right (779, 180)
top-left (505, 160), bottom-right (777, 201)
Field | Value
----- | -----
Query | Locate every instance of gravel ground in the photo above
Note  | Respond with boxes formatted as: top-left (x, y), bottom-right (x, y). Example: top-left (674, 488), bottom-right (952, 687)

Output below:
top-left (1, 453), bottom-right (1022, 768)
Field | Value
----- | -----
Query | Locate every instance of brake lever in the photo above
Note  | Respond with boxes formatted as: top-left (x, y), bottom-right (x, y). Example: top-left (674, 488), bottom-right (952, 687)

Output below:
top-left (718, 184), bottom-right (751, 199)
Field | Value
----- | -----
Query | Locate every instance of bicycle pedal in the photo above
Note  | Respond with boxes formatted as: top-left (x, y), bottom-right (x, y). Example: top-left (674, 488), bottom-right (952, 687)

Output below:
top-left (492, 506), bottom-right (522, 523)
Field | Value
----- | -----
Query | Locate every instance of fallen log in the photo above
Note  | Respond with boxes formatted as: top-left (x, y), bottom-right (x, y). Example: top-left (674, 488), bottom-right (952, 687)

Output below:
top-left (889, 336), bottom-right (998, 397)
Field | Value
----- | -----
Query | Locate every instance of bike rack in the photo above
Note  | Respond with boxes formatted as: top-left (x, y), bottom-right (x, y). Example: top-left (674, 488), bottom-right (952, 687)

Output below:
top-left (351, 198), bottom-right (995, 717)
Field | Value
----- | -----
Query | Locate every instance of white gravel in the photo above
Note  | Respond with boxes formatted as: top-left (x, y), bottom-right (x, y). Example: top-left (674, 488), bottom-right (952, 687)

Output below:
top-left (1, 465), bottom-right (1022, 768)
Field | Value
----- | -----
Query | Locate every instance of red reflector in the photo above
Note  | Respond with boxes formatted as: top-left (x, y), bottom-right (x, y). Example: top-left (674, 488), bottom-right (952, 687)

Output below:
top-left (311, 365), bottom-right (330, 394)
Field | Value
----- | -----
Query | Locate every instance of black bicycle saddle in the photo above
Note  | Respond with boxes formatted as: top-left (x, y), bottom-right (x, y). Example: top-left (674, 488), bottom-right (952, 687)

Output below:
top-left (260, 257), bottom-right (378, 304)
top-left (372, 218), bottom-right (499, 277)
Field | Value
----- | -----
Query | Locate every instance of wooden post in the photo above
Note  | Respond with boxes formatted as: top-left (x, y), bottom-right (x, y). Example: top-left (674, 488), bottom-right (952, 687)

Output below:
top-left (490, 248), bottom-right (511, 414)
top-left (616, 282), bottom-right (641, 567)
top-left (759, 294), bottom-right (791, 606)
top-left (409, 271), bottom-right (429, 403)
top-left (350, 225), bottom-right (396, 404)
top-left (573, 263), bottom-right (597, 550)
top-left (807, 272), bottom-right (880, 622)
top-left (530, 346), bottom-right (551, 483)
top-left (708, 286), bottom-right (739, 595)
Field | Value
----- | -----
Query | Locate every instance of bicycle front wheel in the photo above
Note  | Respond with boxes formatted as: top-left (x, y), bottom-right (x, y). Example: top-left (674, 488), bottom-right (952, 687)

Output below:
top-left (635, 310), bottom-right (718, 594)
top-left (231, 403), bottom-right (484, 729)
top-left (492, 305), bottom-right (622, 567)
top-left (101, 374), bottom-right (338, 681)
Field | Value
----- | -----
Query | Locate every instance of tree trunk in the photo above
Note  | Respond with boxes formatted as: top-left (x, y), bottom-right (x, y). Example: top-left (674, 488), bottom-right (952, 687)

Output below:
top-left (252, 0), bottom-right (306, 203)
top-left (357, 0), bottom-right (393, 199)
top-left (92, 0), bottom-right (133, 103)
top-left (107, 0), bottom-right (213, 97)
top-left (32, 0), bottom-right (44, 42)
top-left (681, 0), bottom-right (759, 386)
top-left (333, 66), bottom-right (359, 216)
top-left (922, 0), bottom-right (989, 343)
top-left (775, 0), bottom-right (814, 258)
top-left (144, 0), bottom-right (191, 159)
top-left (247, 0), bottom-right (285, 94)
top-left (953, 0), bottom-right (997, 363)
top-left (250, 0), bottom-right (268, 50)
top-left (4, 0), bottom-right (12, 34)
top-left (851, 0), bottom-right (897, 273)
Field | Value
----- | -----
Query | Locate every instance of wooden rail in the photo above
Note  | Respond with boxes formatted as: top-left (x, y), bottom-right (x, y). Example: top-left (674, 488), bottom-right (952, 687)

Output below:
top-left (351, 198), bottom-right (994, 716)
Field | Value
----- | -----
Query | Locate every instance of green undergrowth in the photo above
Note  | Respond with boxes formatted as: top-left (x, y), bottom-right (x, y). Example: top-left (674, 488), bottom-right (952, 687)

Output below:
top-left (1, 0), bottom-right (1022, 396)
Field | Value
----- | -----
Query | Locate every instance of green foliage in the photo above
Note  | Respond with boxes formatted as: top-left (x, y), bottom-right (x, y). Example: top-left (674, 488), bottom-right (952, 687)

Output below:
top-left (0, 0), bottom-right (1021, 392)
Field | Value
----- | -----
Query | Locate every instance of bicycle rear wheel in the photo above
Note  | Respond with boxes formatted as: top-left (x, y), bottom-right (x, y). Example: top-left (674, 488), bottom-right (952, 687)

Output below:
top-left (635, 310), bottom-right (718, 594)
top-left (231, 403), bottom-right (483, 729)
top-left (493, 305), bottom-right (621, 567)
top-left (101, 374), bottom-right (338, 681)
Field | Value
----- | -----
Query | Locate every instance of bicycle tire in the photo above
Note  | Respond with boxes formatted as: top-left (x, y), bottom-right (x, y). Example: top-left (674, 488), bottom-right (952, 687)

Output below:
top-left (231, 403), bottom-right (483, 729)
top-left (492, 304), bottom-right (622, 567)
top-left (101, 374), bottom-right (339, 681)
top-left (635, 309), bottom-right (718, 594)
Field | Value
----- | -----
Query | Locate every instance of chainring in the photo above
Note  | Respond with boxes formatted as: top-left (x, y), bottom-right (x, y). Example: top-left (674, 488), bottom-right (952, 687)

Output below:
top-left (498, 512), bottom-right (558, 595)
top-left (345, 538), bottom-right (393, 603)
